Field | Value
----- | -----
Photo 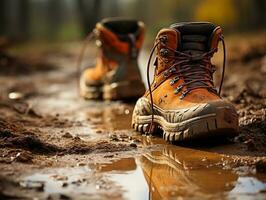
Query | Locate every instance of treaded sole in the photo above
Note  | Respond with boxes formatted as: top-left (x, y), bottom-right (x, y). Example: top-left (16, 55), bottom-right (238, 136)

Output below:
top-left (80, 81), bottom-right (145, 100)
top-left (132, 107), bottom-right (239, 142)
top-left (103, 81), bottom-right (145, 100)
top-left (80, 85), bottom-right (102, 100)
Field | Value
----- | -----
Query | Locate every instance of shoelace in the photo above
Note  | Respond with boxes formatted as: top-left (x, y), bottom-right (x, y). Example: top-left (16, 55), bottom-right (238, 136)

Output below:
top-left (76, 30), bottom-right (96, 95)
top-left (146, 35), bottom-right (226, 133)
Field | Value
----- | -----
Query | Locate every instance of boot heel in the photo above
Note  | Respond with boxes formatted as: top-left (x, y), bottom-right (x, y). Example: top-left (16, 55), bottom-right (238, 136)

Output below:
top-left (79, 75), bottom-right (102, 99)
top-left (103, 81), bottom-right (145, 100)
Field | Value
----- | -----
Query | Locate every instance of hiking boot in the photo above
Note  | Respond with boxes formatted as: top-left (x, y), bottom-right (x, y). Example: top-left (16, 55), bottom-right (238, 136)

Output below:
top-left (79, 18), bottom-right (145, 100)
top-left (132, 22), bottom-right (239, 141)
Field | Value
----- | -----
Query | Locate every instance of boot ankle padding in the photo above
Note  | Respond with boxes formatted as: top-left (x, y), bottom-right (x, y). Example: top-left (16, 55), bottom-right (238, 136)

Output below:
top-left (170, 22), bottom-right (218, 52)
top-left (102, 19), bottom-right (141, 38)
top-left (96, 19), bottom-right (145, 55)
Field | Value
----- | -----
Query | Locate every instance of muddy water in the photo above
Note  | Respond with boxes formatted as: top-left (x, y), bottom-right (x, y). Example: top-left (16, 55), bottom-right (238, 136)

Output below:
top-left (23, 103), bottom-right (266, 200)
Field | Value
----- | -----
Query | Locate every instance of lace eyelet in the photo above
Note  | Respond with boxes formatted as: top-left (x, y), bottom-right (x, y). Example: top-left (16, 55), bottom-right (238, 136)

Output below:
top-left (163, 71), bottom-right (169, 78)
top-left (170, 76), bottom-right (179, 85)
top-left (160, 49), bottom-right (168, 57)
top-left (169, 67), bottom-right (176, 73)
top-left (174, 85), bottom-right (183, 94)
top-left (180, 90), bottom-right (189, 100)
top-left (159, 35), bottom-right (168, 43)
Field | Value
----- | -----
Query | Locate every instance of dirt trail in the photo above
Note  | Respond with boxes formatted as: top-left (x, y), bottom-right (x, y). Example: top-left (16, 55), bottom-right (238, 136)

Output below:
top-left (0, 34), bottom-right (266, 200)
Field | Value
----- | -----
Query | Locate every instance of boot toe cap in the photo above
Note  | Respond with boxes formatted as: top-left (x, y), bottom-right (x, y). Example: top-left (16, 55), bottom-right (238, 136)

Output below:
top-left (177, 100), bottom-right (238, 123)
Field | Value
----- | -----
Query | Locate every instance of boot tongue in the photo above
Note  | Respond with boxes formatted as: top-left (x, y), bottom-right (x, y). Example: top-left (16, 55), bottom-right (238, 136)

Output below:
top-left (169, 22), bottom-right (218, 91)
top-left (170, 22), bottom-right (217, 54)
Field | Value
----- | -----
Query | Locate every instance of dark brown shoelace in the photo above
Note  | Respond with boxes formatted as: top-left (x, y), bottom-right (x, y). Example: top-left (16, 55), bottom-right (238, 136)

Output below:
top-left (146, 35), bottom-right (226, 133)
top-left (76, 31), bottom-right (96, 95)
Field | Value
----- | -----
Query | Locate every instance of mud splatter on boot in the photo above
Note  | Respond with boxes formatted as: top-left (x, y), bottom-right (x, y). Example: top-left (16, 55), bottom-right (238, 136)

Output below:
top-left (132, 22), bottom-right (239, 142)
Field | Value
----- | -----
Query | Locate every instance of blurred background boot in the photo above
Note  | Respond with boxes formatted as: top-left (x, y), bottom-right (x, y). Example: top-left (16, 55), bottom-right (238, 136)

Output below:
top-left (80, 18), bottom-right (146, 100)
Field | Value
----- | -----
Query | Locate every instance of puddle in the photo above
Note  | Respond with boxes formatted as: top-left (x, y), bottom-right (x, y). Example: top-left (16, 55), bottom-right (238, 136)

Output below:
top-left (23, 83), bottom-right (266, 199)
top-left (22, 167), bottom-right (94, 194)
top-left (22, 160), bottom-right (149, 199)
top-left (85, 103), bottom-right (133, 131)
top-left (23, 145), bottom-right (266, 200)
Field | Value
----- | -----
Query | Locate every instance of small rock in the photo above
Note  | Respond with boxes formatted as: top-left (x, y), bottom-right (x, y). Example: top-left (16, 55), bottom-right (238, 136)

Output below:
top-left (104, 154), bottom-right (114, 158)
top-left (73, 136), bottom-right (81, 140)
top-left (130, 142), bottom-right (137, 148)
top-left (20, 181), bottom-right (44, 191)
top-left (11, 152), bottom-right (33, 163)
top-left (124, 109), bottom-right (130, 115)
top-left (109, 134), bottom-right (119, 141)
top-left (50, 174), bottom-right (68, 181)
top-left (244, 139), bottom-right (257, 151)
top-left (132, 139), bottom-right (141, 143)
top-left (61, 182), bottom-right (68, 187)
top-left (95, 129), bottom-right (102, 134)
top-left (76, 162), bottom-right (86, 167)
top-left (8, 92), bottom-right (24, 100)
top-left (47, 194), bottom-right (71, 200)
top-left (256, 160), bottom-right (266, 173)
top-left (62, 132), bottom-right (73, 138)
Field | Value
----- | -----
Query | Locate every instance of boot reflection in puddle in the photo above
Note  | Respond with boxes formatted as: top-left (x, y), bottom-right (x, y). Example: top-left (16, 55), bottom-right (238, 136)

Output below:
top-left (93, 157), bottom-right (137, 172)
top-left (137, 147), bottom-right (237, 199)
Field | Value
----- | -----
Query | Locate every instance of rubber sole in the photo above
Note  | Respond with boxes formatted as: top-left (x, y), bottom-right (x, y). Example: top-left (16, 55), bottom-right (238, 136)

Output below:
top-left (80, 80), bottom-right (145, 100)
top-left (103, 81), bottom-right (145, 100)
top-left (80, 85), bottom-right (102, 100)
top-left (132, 99), bottom-right (239, 142)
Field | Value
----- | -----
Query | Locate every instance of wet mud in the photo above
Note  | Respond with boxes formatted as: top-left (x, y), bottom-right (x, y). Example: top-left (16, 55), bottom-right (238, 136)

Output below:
top-left (0, 34), bottom-right (266, 199)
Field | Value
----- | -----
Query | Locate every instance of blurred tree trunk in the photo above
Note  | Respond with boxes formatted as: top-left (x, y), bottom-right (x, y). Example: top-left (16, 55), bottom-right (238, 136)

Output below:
top-left (47, 0), bottom-right (63, 40)
top-left (235, 0), bottom-right (266, 30)
top-left (252, 0), bottom-right (266, 29)
top-left (77, 0), bottom-right (102, 36)
top-left (0, 0), bottom-right (30, 41)
top-left (0, 0), bottom-right (8, 36)
top-left (18, 0), bottom-right (30, 40)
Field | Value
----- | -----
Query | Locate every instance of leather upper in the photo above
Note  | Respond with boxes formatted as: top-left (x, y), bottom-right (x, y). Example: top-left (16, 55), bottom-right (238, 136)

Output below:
top-left (144, 22), bottom-right (224, 110)
top-left (83, 18), bottom-right (145, 85)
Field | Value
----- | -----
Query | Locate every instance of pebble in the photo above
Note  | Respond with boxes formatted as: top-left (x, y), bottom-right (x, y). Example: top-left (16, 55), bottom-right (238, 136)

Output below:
top-left (244, 139), bottom-right (257, 151)
top-left (256, 160), bottom-right (266, 173)
top-left (95, 129), bottom-right (102, 134)
top-left (20, 181), bottom-right (44, 191)
top-left (124, 109), bottom-right (130, 115)
top-left (11, 152), bottom-right (33, 163)
top-left (76, 162), bottom-right (86, 167)
top-left (8, 92), bottom-right (24, 100)
top-left (61, 182), bottom-right (68, 187)
top-left (62, 132), bottom-right (73, 138)
top-left (50, 174), bottom-right (68, 181)
top-left (130, 142), bottom-right (137, 148)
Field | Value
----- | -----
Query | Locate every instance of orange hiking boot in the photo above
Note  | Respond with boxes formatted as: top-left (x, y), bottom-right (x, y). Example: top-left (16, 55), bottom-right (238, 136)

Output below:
top-left (132, 22), bottom-right (239, 142)
top-left (79, 18), bottom-right (145, 100)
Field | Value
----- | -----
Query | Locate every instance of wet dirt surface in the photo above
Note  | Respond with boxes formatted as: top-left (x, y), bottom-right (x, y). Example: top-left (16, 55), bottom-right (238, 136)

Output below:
top-left (0, 34), bottom-right (266, 200)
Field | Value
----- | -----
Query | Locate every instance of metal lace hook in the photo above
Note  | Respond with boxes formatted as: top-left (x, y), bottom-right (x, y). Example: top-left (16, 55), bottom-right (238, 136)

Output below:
top-left (219, 35), bottom-right (226, 95)
top-left (76, 30), bottom-right (96, 96)
top-left (147, 41), bottom-right (160, 134)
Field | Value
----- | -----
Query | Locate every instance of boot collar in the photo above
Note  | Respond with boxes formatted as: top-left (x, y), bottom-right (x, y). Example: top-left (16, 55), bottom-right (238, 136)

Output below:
top-left (170, 22), bottom-right (220, 53)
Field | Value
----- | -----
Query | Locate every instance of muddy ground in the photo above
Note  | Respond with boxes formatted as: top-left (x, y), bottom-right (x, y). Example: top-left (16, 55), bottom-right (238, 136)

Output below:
top-left (0, 33), bottom-right (266, 200)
